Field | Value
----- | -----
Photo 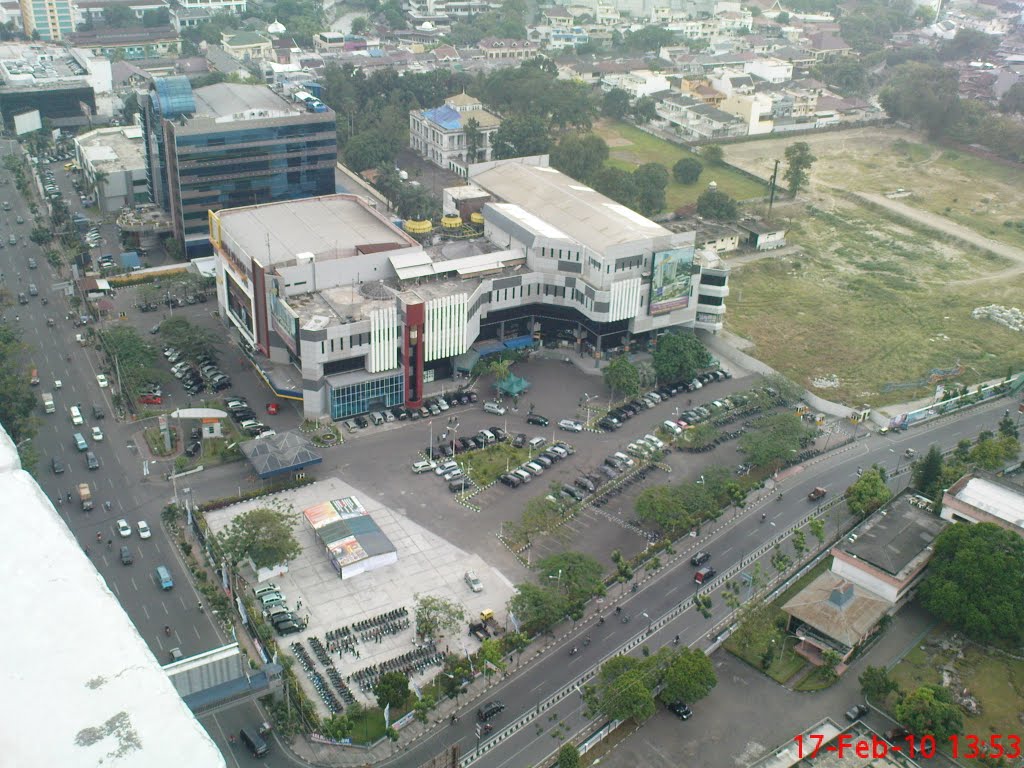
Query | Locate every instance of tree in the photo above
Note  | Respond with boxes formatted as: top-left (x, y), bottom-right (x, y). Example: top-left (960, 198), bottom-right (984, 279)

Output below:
top-left (844, 467), bottom-right (892, 517)
top-left (590, 166), bottom-right (637, 209)
top-left (659, 648), bottom-right (716, 704)
top-left (999, 82), bottom-right (1024, 115)
top-left (968, 433), bottom-right (1019, 470)
top-left (651, 332), bottom-right (712, 385)
top-left (413, 594), bottom-right (466, 640)
top-left (912, 444), bottom-right (944, 498)
top-left (492, 114), bottom-right (552, 159)
top-left (557, 743), bottom-right (581, 768)
top-left (464, 117), bottom-right (483, 164)
top-left (621, 25), bottom-right (677, 53)
top-left (702, 144), bottom-right (724, 164)
top-left (103, 5), bottom-right (134, 26)
top-left (633, 162), bottom-right (669, 215)
top-left (791, 529), bottom-right (807, 558)
top-left (602, 88), bottom-right (631, 119)
top-left (585, 656), bottom-right (657, 721)
top-left (550, 134), bottom-right (609, 182)
top-left (159, 316), bottom-right (221, 363)
top-left (783, 142), bottom-right (816, 197)
top-left (808, 517), bottom-right (825, 546)
top-left (940, 29), bottom-right (998, 62)
top-left (604, 356), bottom-right (641, 399)
top-left (536, 551), bottom-right (606, 612)
top-left (696, 188), bottom-right (738, 220)
top-left (879, 62), bottom-right (962, 139)
top-left (672, 157), bottom-right (703, 185)
top-left (0, 325), bottom-right (38, 444)
top-left (216, 503), bottom-right (302, 570)
top-left (811, 58), bottom-right (869, 94)
top-left (918, 522), bottom-right (1024, 643)
top-left (508, 582), bottom-right (567, 634)
top-left (374, 671), bottom-right (410, 710)
top-left (998, 413), bottom-right (1019, 440)
top-left (729, 600), bottom-right (777, 655)
top-left (632, 96), bottom-right (658, 124)
top-left (737, 413), bottom-right (815, 471)
top-left (894, 685), bottom-right (963, 741)
top-left (439, 654), bottom-right (473, 699)
top-left (859, 665), bottom-right (899, 702)
top-left (350, 16), bottom-right (369, 35)
top-left (820, 649), bottom-right (842, 682)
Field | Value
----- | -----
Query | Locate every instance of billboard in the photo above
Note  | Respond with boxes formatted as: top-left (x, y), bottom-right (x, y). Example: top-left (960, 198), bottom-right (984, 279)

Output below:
top-left (649, 246), bottom-right (695, 316)
top-left (12, 110), bottom-right (41, 136)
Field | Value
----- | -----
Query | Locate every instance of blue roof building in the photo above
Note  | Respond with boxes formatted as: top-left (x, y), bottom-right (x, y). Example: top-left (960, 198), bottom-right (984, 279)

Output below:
top-left (409, 93), bottom-right (502, 178)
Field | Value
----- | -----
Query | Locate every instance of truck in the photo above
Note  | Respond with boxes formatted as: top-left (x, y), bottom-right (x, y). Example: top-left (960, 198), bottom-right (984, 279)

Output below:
top-left (78, 483), bottom-right (93, 511)
top-left (42, 392), bottom-right (55, 414)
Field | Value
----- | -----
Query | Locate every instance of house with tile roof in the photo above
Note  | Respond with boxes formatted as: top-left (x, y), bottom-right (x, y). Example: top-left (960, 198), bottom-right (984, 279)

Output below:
top-left (409, 93), bottom-right (502, 176)
top-left (221, 30), bottom-right (272, 61)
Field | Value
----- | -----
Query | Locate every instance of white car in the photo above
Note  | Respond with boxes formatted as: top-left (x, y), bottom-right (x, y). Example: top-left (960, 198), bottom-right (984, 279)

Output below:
top-left (96, 374), bottom-right (109, 388)
top-left (137, 520), bottom-right (151, 539)
top-left (116, 519), bottom-right (132, 537)
top-left (464, 570), bottom-right (483, 593)
top-left (91, 426), bottom-right (104, 441)
top-left (54, 379), bottom-right (62, 389)
top-left (558, 419), bottom-right (583, 432)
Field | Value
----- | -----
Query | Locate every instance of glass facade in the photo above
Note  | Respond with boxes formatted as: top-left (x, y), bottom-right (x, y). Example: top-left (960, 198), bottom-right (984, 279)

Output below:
top-left (330, 373), bottom-right (405, 420)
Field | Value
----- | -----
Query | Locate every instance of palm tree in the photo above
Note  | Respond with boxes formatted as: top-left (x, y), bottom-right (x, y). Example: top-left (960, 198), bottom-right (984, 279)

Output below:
top-left (464, 118), bottom-right (482, 165)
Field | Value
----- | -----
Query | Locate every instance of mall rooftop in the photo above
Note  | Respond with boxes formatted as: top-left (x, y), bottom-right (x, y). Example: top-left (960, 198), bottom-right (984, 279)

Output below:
top-left (213, 194), bottom-right (421, 268)
top-left (77, 125), bottom-right (145, 173)
top-left (0, 43), bottom-right (92, 86)
top-left (471, 162), bottom-right (673, 253)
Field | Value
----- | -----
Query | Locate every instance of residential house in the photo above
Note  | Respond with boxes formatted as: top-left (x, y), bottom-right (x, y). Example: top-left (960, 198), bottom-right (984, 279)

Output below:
top-left (314, 31), bottom-right (348, 51)
top-left (715, 9), bottom-right (752, 33)
top-left (477, 37), bottom-right (539, 60)
top-left (601, 69), bottom-right (671, 98)
top-left (770, 45), bottom-right (817, 69)
top-left (805, 31), bottom-right (852, 60)
top-left (221, 30), bottom-right (273, 62)
top-left (708, 69), bottom-right (754, 96)
top-left (409, 93), bottom-right (502, 176)
top-left (543, 5), bottom-right (573, 26)
top-left (681, 79), bottom-right (726, 107)
top-left (432, 44), bottom-right (461, 63)
top-left (719, 91), bottom-right (774, 134)
top-left (746, 56), bottom-right (793, 83)
top-left (658, 96), bottom-right (747, 140)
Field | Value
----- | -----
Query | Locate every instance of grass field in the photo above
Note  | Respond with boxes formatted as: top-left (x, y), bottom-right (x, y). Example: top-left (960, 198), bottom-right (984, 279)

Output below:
top-left (887, 628), bottom-right (1024, 767)
top-left (461, 442), bottom-right (530, 486)
top-left (721, 128), bottom-right (1024, 249)
top-left (726, 199), bottom-right (1024, 407)
top-left (591, 119), bottom-right (768, 209)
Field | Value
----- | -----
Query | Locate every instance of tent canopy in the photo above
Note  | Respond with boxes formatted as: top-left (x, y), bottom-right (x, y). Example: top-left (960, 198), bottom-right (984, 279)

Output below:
top-left (496, 373), bottom-right (530, 396)
top-left (239, 430), bottom-right (322, 479)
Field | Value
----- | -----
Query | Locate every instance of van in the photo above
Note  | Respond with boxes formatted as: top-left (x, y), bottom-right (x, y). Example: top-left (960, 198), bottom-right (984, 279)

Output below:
top-left (512, 468), bottom-right (532, 484)
top-left (73, 432), bottom-right (88, 452)
top-left (643, 434), bottom-right (665, 450)
top-left (694, 566), bottom-right (716, 585)
top-left (156, 565), bottom-right (174, 590)
top-left (662, 420), bottom-right (683, 436)
top-left (528, 436), bottom-right (547, 451)
top-left (259, 591), bottom-right (285, 608)
top-left (483, 401), bottom-right (506, 415)
top-left (369, 411), bottom-right (385, 426)
top-left (523, 462), bottom-right (544, 476)
top-left (548, 444), bottom-right (568, 459)
top-left (478, 429), bottom-right (495, 445)
top-left (253, 583), bottom-right (280, 598)
top-left (69, 405), bottom-right (83, 425)
top-left (239, 727), bottom-right (269, 757)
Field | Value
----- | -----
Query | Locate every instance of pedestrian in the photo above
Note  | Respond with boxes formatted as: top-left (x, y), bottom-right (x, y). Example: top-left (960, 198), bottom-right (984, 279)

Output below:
top-left (296, 599), bottom-right (302, 610)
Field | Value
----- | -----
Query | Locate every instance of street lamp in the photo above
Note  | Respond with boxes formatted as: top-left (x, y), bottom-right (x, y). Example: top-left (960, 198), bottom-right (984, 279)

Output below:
top-left (641, 611), bottom-right (651, 634)
top-left (548, 569), bottom-right (562, 589)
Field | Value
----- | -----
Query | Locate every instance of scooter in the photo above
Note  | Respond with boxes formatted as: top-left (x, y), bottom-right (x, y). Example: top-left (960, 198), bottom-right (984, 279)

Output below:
top-left (569, 646), bottom-right (579, 656)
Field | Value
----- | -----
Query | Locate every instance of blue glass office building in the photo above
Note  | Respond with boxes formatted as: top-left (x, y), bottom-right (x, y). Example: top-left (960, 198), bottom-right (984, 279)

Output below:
top-left (141, 77), bottom-right (336, 256)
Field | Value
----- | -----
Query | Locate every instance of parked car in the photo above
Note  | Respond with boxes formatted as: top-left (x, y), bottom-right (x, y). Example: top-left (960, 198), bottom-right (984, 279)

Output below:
top-left (526, 414), bottom-right (549, 427)
top-left (668, 702), bottom-right (692, 720)
top-left (464, 570), bottom-right (483, 592)
top-left (845, 704), bottom-right (869, 722)
top-left (558, 419), bottom-right (583, 432)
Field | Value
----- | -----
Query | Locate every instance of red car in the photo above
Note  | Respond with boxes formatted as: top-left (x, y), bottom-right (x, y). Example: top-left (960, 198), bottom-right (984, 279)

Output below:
top-left (139, 394), bottom-right (162, 405)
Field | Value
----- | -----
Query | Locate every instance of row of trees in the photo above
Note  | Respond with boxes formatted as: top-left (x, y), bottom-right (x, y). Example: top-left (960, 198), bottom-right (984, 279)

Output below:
top-left (603, 333), bottom-right (713, 398)
top-left (635, 465), bottom-right (745, 538)
top-left (585, 646), bottom-right (717, 722)
top-left (508, 551), bottom-right (607, 635)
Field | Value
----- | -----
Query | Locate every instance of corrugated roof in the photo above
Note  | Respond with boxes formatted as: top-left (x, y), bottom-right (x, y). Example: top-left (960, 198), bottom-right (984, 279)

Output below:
top-left (782, 571), bottom-right (891, 648)
top-left (421, 104), bottom-right (462, 131)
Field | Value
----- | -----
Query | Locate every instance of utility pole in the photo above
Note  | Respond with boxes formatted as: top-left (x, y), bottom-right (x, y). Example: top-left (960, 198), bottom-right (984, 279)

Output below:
top-left (767, 159), bottom-right (780, 215)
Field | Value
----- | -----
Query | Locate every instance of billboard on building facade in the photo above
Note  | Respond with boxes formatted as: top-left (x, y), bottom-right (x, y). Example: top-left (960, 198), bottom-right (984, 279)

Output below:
top-left (649, 246), bottom-right (695, 316)
top-left (268, 278), bottom-right (299, 355)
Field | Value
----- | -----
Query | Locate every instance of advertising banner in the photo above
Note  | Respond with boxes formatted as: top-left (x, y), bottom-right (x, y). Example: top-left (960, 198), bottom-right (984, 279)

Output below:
top-left (649, 246), bottom-right (695, 316)
top-left (268, 277), bottom-right (299, 355)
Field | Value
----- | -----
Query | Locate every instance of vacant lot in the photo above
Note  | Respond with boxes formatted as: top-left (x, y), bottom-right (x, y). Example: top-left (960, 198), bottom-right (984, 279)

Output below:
top-left (888, 627), bottom-right (1024, 766)
top-left (722, 128), bottom-right (1024, 249)
top-left (726, 199), bottom-right (1024, 407)
top-left (592, 119), bottom-right (768, 209)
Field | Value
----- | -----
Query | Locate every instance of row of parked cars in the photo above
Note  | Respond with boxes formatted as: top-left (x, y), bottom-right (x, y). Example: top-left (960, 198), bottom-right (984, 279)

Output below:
top-left (164, 346), bottom-right (231, 395)
top-left (254, 582), bottom-right (305, 636)
top-left (343, 391), bottom-right (478, 432)
top-left (225, 399), bottom-right (275, 439)
top-left (596, 370), bottom-right (732, 432)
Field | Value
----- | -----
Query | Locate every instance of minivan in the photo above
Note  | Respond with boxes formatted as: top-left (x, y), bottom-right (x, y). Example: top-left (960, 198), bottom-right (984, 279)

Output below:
top-left (86, 451), bottom-right (99, 470)
top-left (73, 432), bottom-right (88, 451)
top-left (694, 566), bottom-right (716, 584)
top-left (528, 436), bottom-right (547, 450)
top-left (69, 405), bottom-right (83, 425)
top-left (239, 727), bottom-right (269, 757)
top-left (523, 462), bottom-right (544, 476)
top-left (512, 468), bottom-right (532, 484)
top-left (156, 565), bottom-right (174, 590)
top-left (253, 583), bottom-right (280, 598)
top-left (483, 401), bottom-right (506, 415)
top-left (370, 411), bottom-right (385, 426)
top-left (478, 429), bottom-right (495, 445)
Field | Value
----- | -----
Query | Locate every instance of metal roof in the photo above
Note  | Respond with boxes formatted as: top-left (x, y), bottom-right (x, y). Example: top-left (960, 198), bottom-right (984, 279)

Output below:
top-left (956, 476), bottom-right (1024, 527)
top-left (239, 430), bottom-right (322, 479)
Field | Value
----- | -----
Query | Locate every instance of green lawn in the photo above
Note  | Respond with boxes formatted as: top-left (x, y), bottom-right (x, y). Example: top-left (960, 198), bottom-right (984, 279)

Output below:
top-left (592, 119), bottom-right (768, 209)
top-left (726, 201), bottom-right (1024, 407)
top-left (460, 442), bottom-right (531, 486)
top-left (887, 628), bottom-right (1024, 768)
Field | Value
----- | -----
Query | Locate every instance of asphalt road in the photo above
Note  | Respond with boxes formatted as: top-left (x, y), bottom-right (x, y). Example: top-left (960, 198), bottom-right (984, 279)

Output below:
top-left (1, 141), bottom-right (224, 662)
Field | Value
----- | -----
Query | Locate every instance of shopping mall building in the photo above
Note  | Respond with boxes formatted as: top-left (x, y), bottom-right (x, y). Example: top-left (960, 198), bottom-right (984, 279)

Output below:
top-left (209, 158), bottom-right (730, 420)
